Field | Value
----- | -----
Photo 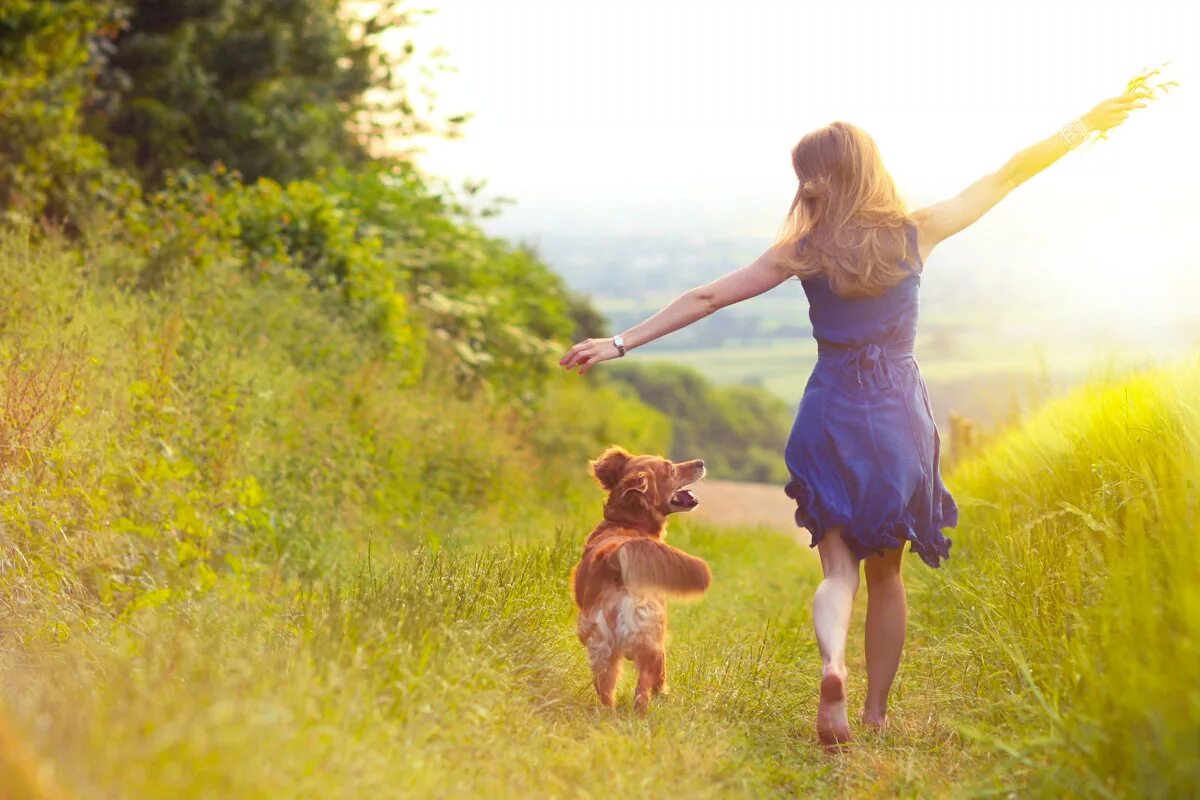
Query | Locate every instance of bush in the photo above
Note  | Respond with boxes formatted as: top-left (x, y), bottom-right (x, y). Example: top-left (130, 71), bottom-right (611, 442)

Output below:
top-left (0, 0), bottom-right (131, 229)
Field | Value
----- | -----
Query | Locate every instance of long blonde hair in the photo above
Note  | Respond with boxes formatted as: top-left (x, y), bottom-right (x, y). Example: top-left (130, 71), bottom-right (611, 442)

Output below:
top-left (772, 121), bottom-right (918, 299)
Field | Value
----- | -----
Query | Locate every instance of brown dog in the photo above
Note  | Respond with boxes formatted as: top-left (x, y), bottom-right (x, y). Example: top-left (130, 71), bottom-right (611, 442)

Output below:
top-left (570, 445), bottom-right (712, 715)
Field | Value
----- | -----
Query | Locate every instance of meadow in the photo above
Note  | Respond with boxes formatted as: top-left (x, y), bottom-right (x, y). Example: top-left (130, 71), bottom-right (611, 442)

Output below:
top-left (3, 223), bottom-right (1198, 797)
top-left (3, 4), bottom-right (1198, 797)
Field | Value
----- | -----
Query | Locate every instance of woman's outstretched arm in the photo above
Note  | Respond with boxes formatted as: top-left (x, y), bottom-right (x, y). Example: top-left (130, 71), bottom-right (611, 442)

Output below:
top-left (559, 246), bottom-right (793, 374)
top-left (914, 74), bottom-right (1160, 252)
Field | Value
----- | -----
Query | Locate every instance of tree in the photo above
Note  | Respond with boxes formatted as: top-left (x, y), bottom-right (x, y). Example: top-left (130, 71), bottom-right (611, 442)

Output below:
top-left (87, 0), bottom-right (457, 185)
top-left (0, 1), bottom-right (124, 227)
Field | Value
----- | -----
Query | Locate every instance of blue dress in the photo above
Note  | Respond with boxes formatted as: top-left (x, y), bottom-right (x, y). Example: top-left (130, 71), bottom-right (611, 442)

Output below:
top-left (783, 219), bottom-right (957, 568)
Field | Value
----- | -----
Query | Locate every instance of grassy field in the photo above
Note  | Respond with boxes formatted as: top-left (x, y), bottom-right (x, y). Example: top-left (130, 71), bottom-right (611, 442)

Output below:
top-left (628, 338), bottom-right (1164, 430)
top-left (5, 513), bottom-right (997, 798)
top-left (4, 357), bottom-right (1198, 797)
top-left (3, 233), bottom-right (1199, 798)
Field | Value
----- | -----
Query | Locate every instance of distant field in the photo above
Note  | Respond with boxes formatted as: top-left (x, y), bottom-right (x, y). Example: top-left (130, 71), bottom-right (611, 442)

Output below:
top-left (626, 338), bottom-right (1170, 430)
top-left (593, 280), bottom-right (1200, 430)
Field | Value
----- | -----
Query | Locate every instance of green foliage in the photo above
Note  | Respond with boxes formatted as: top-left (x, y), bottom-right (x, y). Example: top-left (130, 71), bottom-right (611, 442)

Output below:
top-left (327, 166), bottom-right (584, 402)
top-left (235, 173), bottom-right (426, 372)
top-left (0, 0), bottom-right (131, 228)
top-left (0, 0), bottom-right (605, 407)
top-left (0, 220), bottom-right (661, 605)
top-left (608, 360), bottom-right (793, 482)
top-left (88, 0), bottom-right (452, 185)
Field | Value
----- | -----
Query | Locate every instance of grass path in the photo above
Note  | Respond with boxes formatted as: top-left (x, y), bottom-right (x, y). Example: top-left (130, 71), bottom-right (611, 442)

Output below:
top-left (690, 479), bottom-right (814, 548)
top-left (7, 515), bottom-right (995, 798)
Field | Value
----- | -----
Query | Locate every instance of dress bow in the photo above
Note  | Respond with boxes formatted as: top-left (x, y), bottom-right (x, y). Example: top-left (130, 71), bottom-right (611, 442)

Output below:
top-left (851, 342), bottom-right (894, 390)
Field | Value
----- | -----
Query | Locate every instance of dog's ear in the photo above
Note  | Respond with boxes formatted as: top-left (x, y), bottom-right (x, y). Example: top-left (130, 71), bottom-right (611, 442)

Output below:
top-left (590, 445), bottom-right (631, 490)
top-left (619, 470), bottom-right (651, 498)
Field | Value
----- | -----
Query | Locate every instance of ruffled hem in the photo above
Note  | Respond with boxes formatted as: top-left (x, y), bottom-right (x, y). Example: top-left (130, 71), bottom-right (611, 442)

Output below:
top-left (784, 475), bottom-right (954, 568)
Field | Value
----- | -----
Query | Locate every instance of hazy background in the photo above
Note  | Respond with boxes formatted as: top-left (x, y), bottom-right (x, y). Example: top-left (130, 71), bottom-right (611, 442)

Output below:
top-left (393, 0), bottom-right (1200, 425)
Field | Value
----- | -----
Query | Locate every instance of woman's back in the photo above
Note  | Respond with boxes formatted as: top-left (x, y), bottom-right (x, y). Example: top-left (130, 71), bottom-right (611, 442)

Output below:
top-left (784, 217), bottom-right (954, 569)
top-left (799, 219), bottom-right (924, 351)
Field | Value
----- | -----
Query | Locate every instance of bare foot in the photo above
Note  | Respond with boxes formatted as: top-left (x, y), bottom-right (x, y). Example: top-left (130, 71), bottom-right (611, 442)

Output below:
top-left (860, 711), bottom-right (887, 733)
top-left (816, 668), bottom-right (852, 751)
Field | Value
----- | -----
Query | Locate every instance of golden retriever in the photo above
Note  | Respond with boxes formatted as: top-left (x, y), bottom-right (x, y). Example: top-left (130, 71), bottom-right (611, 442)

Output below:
top-left (570, 445), bottom-right (711, 715)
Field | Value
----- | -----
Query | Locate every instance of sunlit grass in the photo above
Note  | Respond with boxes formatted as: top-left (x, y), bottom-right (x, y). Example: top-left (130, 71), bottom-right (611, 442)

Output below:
top-left (6, 356), bottom-right (1199, 797)
top-left (4, 518), bottom-right (999, 798)
top-left (905, 358), bottom-right (1200, 796)
top-left (3, 227), bottom-right (1199, 797)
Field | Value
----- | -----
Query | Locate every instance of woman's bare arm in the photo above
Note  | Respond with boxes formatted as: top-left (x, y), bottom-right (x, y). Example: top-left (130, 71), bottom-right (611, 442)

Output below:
top-left (560, 246), bottom-right (793, 374)
top-left (914, 79), bottom-right (1156, 253)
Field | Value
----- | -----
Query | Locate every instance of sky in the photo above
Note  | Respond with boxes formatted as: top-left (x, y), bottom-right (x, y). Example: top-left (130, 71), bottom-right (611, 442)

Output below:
top-left (391, 0), bottom-right (1200, 323)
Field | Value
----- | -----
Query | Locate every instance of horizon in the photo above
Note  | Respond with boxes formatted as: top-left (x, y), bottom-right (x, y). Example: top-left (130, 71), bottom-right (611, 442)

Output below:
top-left (395, 0), bottom-right (1199, 324)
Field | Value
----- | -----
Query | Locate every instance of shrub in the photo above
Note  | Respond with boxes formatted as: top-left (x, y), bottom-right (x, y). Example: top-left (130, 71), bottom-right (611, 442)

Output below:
top-left (0, 0), bottom-right (131, 230)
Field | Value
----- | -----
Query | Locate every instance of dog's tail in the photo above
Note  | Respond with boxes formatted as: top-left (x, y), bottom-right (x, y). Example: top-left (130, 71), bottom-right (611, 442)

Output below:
top-left (617, 538), bottom-right (711, 599)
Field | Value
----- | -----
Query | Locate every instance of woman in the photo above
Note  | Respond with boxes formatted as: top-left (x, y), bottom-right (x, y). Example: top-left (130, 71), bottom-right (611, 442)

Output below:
top-left (559, 74), bottom-right (1157, 749)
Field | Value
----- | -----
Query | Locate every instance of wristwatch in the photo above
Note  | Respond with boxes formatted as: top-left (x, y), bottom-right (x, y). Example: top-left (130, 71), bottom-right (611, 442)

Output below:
top-left (612, 334), bottom-right (626, 357)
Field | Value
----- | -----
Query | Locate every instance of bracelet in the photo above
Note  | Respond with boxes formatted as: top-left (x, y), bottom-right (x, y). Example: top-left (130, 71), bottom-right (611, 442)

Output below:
top-left (1058, 118), bottom-right (1090, 149)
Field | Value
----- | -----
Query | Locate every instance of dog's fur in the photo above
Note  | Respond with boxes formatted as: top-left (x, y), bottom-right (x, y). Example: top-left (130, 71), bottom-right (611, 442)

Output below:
top-left (570, 445), bottom-right (711, 715)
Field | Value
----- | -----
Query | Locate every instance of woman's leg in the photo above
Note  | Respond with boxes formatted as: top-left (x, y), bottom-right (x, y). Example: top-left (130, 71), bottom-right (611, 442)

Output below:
top-left (813, 526), bottom-right (860, 747)
top-left (862, 544), bottom-right (906, 729)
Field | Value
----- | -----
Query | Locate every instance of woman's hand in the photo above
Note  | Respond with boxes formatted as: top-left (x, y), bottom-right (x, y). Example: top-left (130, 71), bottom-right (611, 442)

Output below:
top-left (1082, 63), bottom-right (1177, 139)
top-left (560, 337), bottom-right (622, 375)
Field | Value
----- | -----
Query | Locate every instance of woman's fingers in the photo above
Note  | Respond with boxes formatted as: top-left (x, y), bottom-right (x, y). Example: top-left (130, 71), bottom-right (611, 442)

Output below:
top-left (569, 349), bottom-right (594, 373)
top-left (560, 339), bottom-right (594, 367)
top-left (562, 341), bottom-right (600, 371)
top-left (561, 339), bottom-right (617, 374)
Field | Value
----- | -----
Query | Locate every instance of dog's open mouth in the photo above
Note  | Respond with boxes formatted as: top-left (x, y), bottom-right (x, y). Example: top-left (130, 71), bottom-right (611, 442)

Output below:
top-left (670, 488), bottom-right (700, 509)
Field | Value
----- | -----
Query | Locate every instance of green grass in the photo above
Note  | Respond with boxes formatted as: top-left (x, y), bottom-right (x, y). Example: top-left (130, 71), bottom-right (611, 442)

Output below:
top-left (904, 358), bottom-right (1200, 796)
top-left (6, 353), bottom-right (1198, 797)
top-left (3, 228), bottom-right (1199, 797)
top-left (5, 517), bottom-right (1001, 798)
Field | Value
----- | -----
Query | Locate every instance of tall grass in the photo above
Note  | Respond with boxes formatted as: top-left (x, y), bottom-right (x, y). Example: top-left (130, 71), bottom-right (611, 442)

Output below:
top-left (906, 359), bottom-right (1200, 796)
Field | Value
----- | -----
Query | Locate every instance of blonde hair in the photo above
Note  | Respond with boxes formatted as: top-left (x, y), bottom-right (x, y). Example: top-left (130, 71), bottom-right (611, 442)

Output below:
top-left (772, 121), bottom-right (919, 299)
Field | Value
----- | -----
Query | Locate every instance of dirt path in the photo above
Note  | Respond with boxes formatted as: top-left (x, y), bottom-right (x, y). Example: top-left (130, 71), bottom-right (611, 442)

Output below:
top-left (691, 479), bottom-right (813, 551)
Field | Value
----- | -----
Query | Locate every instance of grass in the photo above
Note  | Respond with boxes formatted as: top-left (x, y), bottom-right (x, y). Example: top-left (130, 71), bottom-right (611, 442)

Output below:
top-left (904, 358), bottom-right (1200, 796)
top-left (5, 384), bottom-right (1198, 796)
top-left (2, 228), bottom-right (1199, 797)
top-left (3, 516), bottom-right (999, 798)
